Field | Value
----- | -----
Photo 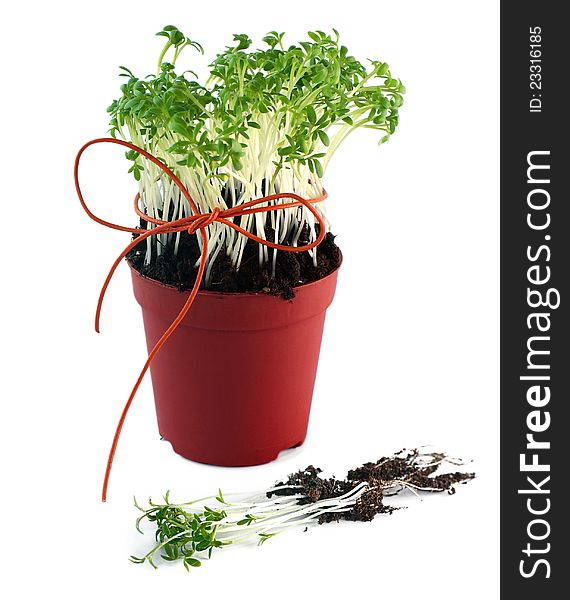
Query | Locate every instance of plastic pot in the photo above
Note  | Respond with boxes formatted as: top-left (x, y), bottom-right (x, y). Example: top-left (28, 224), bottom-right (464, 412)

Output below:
top-left (130, 263), bottom-right (340, 466)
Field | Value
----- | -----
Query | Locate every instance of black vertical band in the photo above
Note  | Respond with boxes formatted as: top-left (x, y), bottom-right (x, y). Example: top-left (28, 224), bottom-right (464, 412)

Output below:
top-left (500, 2), bottom-right (567, 595)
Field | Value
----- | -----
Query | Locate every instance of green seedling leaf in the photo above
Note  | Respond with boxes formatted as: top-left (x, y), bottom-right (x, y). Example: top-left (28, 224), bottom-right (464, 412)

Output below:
top-left (317, 130), bottom-right (330, 146)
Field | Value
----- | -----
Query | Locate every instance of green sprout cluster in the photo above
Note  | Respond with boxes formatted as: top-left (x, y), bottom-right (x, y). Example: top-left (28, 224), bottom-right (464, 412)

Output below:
top-left (108, 26), bottom-right (405, 279)
top-left (130, 483), bottom-right (369, 570)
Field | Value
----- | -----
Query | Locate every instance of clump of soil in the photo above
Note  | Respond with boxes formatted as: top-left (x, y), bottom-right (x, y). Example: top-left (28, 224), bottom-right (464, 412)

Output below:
top-left (268, 449), bottom-right (475, 524)
top-left (127, 223), bottom-right (341, 299)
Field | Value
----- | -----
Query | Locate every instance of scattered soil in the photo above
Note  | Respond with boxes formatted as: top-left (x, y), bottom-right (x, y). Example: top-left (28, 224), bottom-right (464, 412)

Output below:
top-left (268, 449), bottom-right (475, 524)
top-left (127, 221), bottom-right (341, 299)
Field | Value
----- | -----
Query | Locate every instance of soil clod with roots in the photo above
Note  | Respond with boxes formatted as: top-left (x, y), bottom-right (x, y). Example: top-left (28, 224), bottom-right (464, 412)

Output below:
top-left (269, 449), bottom-right (475, 523)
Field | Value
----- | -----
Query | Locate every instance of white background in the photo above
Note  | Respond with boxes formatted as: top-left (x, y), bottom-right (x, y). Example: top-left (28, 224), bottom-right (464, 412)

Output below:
top-left (1, 1), bottom-right (499, 597)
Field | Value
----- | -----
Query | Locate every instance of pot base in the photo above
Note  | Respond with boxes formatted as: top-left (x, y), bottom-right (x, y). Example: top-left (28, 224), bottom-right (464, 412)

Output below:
top-left (165, 435), bottom-right (306, 467)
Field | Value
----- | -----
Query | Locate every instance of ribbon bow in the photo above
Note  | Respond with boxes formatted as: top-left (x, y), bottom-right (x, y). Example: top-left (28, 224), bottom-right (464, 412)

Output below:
top-left (74, 138), bottom-right (327, 501)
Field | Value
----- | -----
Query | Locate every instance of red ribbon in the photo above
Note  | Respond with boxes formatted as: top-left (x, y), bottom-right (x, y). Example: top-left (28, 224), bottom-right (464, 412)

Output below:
top-left (74, 138), bottom-right (327, 501)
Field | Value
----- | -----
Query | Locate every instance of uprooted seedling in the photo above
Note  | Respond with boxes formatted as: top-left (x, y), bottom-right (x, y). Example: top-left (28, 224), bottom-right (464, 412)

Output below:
top-left (131, 449), bottom-right (474, 570)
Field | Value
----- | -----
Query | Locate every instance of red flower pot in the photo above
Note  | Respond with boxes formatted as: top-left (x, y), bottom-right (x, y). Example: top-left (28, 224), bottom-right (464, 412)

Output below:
top-left (130, 263), bottom-right (340, 466)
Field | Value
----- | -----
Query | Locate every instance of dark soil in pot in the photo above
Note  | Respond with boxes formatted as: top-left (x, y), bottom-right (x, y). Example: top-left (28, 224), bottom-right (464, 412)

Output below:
top-left (127, 227), bottom-right (342, 300)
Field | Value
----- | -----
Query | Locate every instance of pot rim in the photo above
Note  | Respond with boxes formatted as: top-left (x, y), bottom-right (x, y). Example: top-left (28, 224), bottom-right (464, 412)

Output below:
top-left (127, 252), bottom-right (342, 298)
